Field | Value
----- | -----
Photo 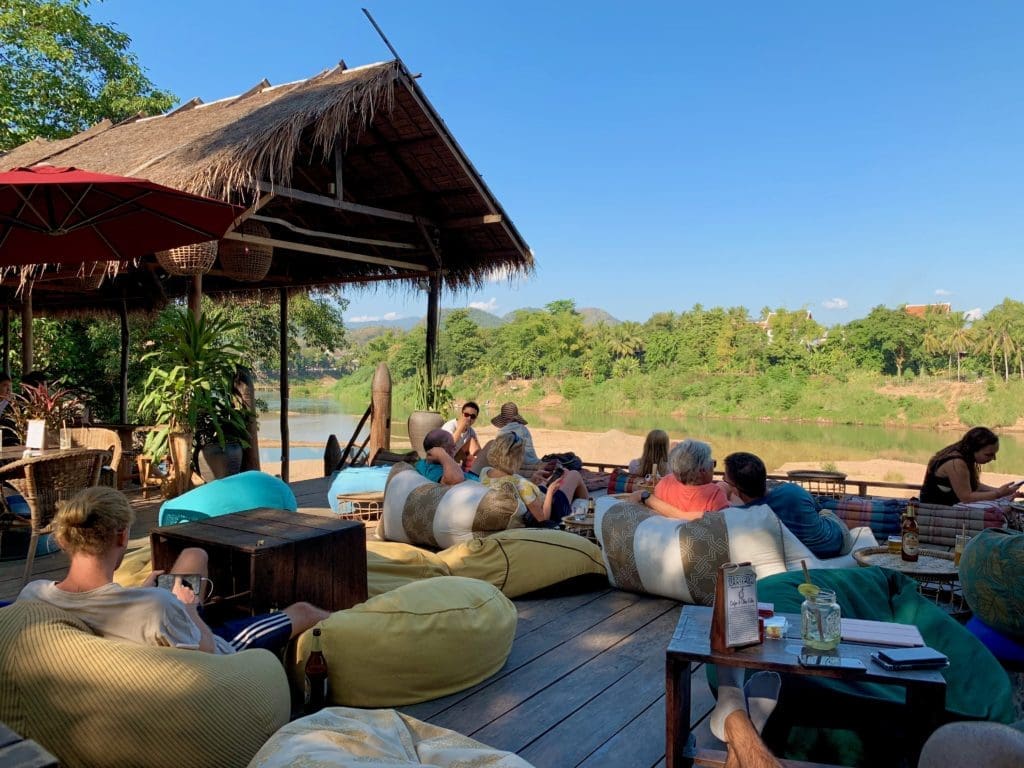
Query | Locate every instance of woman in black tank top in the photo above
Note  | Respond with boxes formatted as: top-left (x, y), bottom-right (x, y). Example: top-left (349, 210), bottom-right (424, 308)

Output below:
top-left (920, 427), bottom-right (1021, 505)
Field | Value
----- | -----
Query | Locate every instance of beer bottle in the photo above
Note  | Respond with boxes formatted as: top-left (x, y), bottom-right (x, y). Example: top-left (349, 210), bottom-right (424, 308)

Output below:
top-left (901, 499), bottom-right (919, 563)
top-left (586, 497), bottom-right (596, 517)
top-left (304, 627), bottom-right (329, 714)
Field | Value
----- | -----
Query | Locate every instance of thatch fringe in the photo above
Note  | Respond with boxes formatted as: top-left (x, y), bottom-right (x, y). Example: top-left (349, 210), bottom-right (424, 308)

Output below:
top-left (184, 62), bottom-right (398, 200)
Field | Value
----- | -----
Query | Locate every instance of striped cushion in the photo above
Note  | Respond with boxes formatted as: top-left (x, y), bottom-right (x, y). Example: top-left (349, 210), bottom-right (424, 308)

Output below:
top-left (378, 463), bottom-right (522, 549)
top-left (0, 600), bottom-right (289, 768)
top-left (818, 495), bottom-right (905, 540)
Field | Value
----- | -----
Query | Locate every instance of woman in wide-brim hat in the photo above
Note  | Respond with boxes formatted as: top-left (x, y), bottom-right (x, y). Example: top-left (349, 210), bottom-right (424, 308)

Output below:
top-left (473, 401), bottom-right (540, 472)
top-left (491, 401), bottom-right (528, 428)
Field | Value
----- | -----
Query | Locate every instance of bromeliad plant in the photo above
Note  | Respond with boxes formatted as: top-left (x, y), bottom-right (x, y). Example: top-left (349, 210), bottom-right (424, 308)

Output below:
top-left (137, 308), bottom-right (247, 461)
top-left (7, 382), bottom-right (86, 442)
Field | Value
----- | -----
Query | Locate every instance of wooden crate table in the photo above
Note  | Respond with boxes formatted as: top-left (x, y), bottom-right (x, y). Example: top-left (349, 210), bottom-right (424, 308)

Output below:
top-left (665, 605), bottom-right (946, 768)
top-left (150, 508), bottom-right (367, 619)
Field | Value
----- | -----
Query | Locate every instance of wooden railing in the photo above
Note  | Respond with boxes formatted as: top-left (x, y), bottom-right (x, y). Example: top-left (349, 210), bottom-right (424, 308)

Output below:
top-left (580, 461), bottom-right (920, 499)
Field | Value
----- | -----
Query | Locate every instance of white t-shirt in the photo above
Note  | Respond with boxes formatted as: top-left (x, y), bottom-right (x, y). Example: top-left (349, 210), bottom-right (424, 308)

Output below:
top-left (441, 418), bottom-right (477, 452)
top-left (18, 580), bottom-right (235, 654)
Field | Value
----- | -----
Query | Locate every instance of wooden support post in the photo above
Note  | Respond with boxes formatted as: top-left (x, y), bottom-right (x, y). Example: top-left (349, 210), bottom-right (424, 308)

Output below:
top-left (20, 292), bottom-right (32, 373)
top-left (188, 274), bottom-right (202, 320)
top-left (2, 306), bottom-right (9, 375)
top-left (425, 273), bottom-right (440, 383)
top-left (370, 363), bottom-right (392, 460)
top-left (119, 300), bottom-right (129, 424)
top-left (235, 367), bottom-right (261, 472)
top-left (279, 287), bottom-right (289, 483)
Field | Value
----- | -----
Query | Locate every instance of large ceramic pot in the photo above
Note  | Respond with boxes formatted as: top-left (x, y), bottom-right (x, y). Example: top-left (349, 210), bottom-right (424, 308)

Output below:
top-left (407, 410), bottom-right (444, 458)
top-left (196, 441), bottom-right (244, 481)
top-left (167, 431), bottom-right (194, 498)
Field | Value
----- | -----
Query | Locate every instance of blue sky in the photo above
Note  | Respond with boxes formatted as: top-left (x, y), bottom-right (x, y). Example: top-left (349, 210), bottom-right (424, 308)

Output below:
top-left (92, 1), bottom-right (1023, 326)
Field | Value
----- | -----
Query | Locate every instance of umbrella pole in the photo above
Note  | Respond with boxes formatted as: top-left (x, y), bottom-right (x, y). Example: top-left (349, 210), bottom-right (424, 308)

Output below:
top-left (119, 300), bottom-right (129, 424)
top-left (188, 275), bottom-right (202, 321)
top-left (20, 294), bottom-right (32, 373)
top-left (2, 307), bottom-right (9, 375)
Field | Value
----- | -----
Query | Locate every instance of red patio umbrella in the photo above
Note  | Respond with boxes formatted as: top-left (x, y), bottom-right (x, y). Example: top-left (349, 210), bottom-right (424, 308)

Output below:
top-left (0, 164), bottom-right (242, 267)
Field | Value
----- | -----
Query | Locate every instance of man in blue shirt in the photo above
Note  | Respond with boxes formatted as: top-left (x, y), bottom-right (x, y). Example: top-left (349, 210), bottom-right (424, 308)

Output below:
top-left (723, 452), bottom-right (847, 558)
top-left (414, 429), bottom-right (478, 485)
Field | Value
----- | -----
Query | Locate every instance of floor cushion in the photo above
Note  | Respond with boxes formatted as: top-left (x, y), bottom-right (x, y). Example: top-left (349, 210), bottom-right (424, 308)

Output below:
top-left (293, 576), bottom-right (517, 707)
top-left (752, 567), bottom-right (1014, 765)
top-left (437, 528), bottom-right (607, 597)
top-left (366, 540), bottom-right (451, 597)
top-left (960, 528), bottom-right (1024, 641)
top-left (327, 466), bottom-right (391, 513)
top-left (379, 463), bottom-right (522, 548)
top-left (159, 470), bottom-right (297, 526)
top-left (112, 545), bottom-right (155, 587)
top-left (0, 600), bottom-right (289, 768)
top-left (250, 707), bottom-right (535, 767)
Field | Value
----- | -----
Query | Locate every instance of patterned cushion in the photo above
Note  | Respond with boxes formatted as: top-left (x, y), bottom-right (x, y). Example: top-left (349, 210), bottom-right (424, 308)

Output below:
top-left (438, 528), bottom-right (607, 597)
top-left (292, 577), bottom-right (517, 707)
top-left (250, 707), bottom-right (535, 767)
top-left (378, 463), bottom-right (523, 549)
top-left (607, 469), bottom-right (648, 494)
top-left (0, 600), bottom-right (289, 768)
top-left (818, 495), bottom-right (905, 540)
top-left (960, 528), bottom-right (1024, 641)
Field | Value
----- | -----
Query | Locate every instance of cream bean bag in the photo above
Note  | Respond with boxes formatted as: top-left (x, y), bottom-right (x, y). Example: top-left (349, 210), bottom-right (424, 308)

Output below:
top-left (595, 498), bottom-right (877, 604)
top-left (293, 576), bottom-right (517, 707)
top-left (250, 707), bottom-right (535, 767)
top-left (0, 600), bottom-right (289, 768)
top-left (379, 463), bottom-right (522, 548)
top-left (438, 528), bottom-right (607, 597)
top-left (366, 540), bottom-right (451, 597)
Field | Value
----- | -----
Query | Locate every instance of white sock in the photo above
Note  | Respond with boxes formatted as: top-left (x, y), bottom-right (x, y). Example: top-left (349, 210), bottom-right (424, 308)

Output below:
top-left (709, 665), bottom-right (747, 742)
top-left (744, 671), bottom-right (782, 734)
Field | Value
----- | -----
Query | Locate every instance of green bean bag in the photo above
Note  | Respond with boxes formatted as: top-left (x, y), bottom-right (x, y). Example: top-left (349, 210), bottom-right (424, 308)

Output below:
top-left (749, 567), bottom-right (1014, 766)
top-left (960, 528), bottom-right (1024, 641)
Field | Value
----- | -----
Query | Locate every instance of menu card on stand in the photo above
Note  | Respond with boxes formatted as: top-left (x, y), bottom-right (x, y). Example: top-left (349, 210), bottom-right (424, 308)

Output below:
top-left (25, 419), bottom-right (46, 452)
top-left (711, 561), bottom-right (761, 652)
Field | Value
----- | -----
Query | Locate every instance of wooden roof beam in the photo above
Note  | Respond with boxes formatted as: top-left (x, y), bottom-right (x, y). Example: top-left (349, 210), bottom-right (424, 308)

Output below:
top-left (444, 214), bottom-right (503, 229)
top-left (257, 182), bottom-right (431, 225)
top-left (249, 214), bottom-right (417, 250)
top-left (222, 231), bottom-right (428, 271)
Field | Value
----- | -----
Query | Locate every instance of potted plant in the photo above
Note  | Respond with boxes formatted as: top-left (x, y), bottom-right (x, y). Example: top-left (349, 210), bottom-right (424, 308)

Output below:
top-left (407, 363), bottom-right (453, 458)
top-left (138, 309), bottom-right (246, 497)
top-left (192, 389), bottom-right (252, 480)
top-left (6, 382), bottom-right (86, 447)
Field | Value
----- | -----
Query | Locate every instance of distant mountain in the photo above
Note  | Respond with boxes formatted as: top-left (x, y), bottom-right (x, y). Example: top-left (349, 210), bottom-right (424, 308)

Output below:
top-left (347, 307), bottom-right (504, 333)
top-left (345, 316), bottom-right (420, 332)
top-left (579, 307), bottom-right (619, 327)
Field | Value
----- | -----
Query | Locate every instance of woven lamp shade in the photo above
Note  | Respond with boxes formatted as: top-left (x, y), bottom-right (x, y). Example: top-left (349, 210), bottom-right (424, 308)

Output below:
top-left (155, 240), bottom-right (218, 276)
top-left (219, 221), bottom-right (273, 281)
top-left (79, 262), bottom-right (111, 289)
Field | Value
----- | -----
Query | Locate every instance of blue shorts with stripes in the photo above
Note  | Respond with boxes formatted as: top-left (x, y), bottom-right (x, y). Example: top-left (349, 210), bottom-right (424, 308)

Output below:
top-left (212, 611), bottom-right (293, 653)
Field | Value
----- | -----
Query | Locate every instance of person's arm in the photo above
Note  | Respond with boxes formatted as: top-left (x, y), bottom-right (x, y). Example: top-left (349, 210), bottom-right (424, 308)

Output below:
top-left (426, 446), bottom-right (465, 485)
top-left (625, 489), bottom-right (696, 520)
top-left (945, 459), bottom-right (1018, 502)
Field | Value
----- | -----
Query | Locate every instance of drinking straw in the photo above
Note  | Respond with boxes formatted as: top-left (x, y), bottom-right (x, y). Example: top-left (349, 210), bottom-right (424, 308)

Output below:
top-left (801, 560), bottom-right (826, 642)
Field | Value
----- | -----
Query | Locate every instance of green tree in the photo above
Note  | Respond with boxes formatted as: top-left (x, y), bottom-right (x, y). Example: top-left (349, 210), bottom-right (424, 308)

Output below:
top-left (974, 299), bottom-right (1024, 381)
top-left (844, 306), bottom-right (925, 377)
top-left (438, 309), bottom-right (484, 375)
top-left (1, 0), bottom-right (174, 149)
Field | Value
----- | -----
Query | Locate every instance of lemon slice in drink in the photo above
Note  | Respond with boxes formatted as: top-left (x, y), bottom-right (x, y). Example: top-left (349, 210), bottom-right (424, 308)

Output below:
top-left (797, 583), bottom-right (820, 599)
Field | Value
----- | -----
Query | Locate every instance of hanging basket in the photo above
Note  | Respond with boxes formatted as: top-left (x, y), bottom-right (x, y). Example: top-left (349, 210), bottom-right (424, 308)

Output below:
top-left (218, 221), bottom-right (273, 281)
top-left (155, 241), bottom-right (218, 276)
top-left (79, 261), bottom-right (113, 289)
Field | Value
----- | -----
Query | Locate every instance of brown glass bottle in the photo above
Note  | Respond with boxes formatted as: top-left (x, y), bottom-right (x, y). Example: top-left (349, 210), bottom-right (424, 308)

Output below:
top-left (304, 627), bottom-right (329, 714)
top-left (901, 500), bottom-right (919, 563)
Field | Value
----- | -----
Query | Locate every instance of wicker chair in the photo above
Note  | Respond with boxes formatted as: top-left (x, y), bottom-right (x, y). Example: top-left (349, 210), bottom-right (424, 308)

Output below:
top-left (0, 448), bottom-right (105, 588)
top-left (68, 427), bottom-right (122, 487)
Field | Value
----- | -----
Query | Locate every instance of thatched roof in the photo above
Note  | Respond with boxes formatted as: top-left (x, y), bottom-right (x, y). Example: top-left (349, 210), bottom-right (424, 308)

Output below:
top-left (1, 60), bottom-right (533, 315)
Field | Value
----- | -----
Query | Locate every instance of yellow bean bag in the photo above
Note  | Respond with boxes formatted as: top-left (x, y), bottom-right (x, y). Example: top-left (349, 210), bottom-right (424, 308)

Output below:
top-left (113, 544), bottom-right (154, 587)
top-left (366, 540), bottom-right (450, 597)
top-left (0, 600), bottom-right (289, 768)
top-left (438, 528), bottom-right (607, 597)
top-left (250, 707), bottom-right (535, 767)
top-left (293, 576), bottom-right (516, 707)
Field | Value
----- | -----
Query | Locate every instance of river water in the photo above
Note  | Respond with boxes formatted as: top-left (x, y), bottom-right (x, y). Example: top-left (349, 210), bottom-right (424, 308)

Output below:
top-left (257, 393), bottom-right (1024, 476)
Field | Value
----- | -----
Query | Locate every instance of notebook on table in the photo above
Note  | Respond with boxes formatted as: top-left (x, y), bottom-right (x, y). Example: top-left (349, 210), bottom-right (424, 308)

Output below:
top-left (840, 618), bottom-right (925, 647)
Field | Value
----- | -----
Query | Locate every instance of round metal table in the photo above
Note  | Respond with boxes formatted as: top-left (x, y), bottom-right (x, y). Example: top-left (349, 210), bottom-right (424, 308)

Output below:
top-left (853, 546), bottom-right (968, 618)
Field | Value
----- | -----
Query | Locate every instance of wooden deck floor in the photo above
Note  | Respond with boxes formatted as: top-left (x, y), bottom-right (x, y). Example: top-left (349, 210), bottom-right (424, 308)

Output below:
top-left (1, 474), bottom-right (718, 767)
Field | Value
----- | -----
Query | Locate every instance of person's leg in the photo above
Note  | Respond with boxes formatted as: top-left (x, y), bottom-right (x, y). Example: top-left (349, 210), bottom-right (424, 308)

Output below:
top-left (557, 470), bottom-right (589, 502)
top-left (169, 547), bottom-right (208, 578)
top-left (282, 601), bottom-right (330, 638)
top-left (723, 711), bottom-right (783, 768)
top-left (744, 671), bottom-right (782, 735)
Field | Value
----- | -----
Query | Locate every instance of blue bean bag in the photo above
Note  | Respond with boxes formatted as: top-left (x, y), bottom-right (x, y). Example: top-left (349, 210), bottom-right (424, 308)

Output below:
top-left (966, 617), bottom-right (1024, 666)
top-left (327, 466), bottom-right (390, 514)
top-left (159, 471), bottom-right (297, 526)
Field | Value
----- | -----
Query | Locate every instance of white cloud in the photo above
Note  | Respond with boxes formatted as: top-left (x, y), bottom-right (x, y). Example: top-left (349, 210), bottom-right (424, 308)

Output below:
top-left (349, 315), bottom-right (379, 322)
top-left (821, 297), bottom-right (849, 310)
top-left (469, 298), bottom-right (499, 312)
top-left (382, 312), bottom-right (402, 321)
top-left (934, 288), bottom-right (952, 296)
top-left (964, 307), bottom-right (983, 321)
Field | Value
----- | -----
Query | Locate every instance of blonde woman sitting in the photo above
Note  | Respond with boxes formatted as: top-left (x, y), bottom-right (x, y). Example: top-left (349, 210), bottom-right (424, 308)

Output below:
top-left (628, 429), bottom-right (671, 477)
top-left (478, 431), bottom-right (589, 527)
top-left (628, 438), bottom-right (729, 520)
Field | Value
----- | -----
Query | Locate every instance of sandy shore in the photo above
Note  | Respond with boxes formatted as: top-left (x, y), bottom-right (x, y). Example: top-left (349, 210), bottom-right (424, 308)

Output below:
top-left (265, 424), bottom-right (1023, 495)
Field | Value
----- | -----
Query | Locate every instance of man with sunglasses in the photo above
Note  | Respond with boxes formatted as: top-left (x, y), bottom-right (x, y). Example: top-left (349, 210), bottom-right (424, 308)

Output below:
top-left (442, 401), bottom-right (482, 470)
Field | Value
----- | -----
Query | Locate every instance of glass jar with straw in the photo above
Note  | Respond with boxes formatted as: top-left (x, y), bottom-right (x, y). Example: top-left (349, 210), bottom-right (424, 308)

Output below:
top-left (799, 561), bottom-right (841, 650)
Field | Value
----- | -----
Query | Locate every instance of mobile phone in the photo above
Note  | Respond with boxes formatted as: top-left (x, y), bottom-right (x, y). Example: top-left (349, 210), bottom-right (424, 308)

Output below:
top-left (798, 654), bottom-right (866, 671)
top-left (549, 465), bottom-right (565, 480)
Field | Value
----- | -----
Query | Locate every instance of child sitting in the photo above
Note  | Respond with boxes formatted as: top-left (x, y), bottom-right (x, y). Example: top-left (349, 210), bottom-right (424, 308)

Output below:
top-left (478, 431), bottom-right (589, 527)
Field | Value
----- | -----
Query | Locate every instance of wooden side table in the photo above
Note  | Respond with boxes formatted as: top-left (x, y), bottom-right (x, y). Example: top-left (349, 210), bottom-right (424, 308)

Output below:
top-left (150, 508), bottom-right (367, 619)
top-left (665, 606), bottom-right (946, 768)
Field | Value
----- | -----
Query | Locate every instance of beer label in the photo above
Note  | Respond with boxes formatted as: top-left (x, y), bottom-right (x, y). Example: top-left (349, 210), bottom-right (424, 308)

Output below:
top-left (902, 532), bottom-right (919, 556)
